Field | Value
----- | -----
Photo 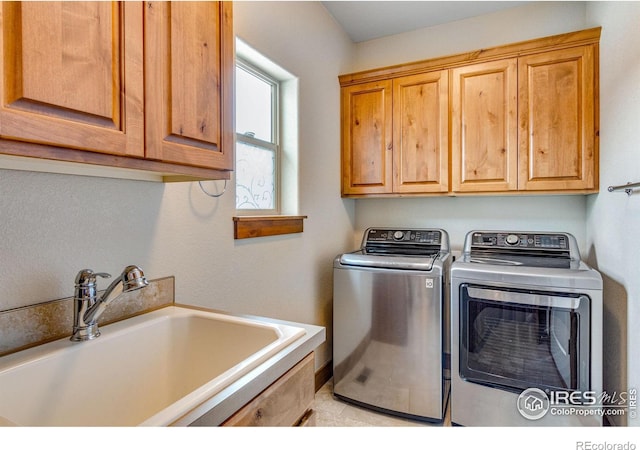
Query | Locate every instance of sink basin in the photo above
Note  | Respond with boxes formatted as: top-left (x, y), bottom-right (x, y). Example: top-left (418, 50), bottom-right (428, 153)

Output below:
top-left (0, 306), bottom-right (306, 426)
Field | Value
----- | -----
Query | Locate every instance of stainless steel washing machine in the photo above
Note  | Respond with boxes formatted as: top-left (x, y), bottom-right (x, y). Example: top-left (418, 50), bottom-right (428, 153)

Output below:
top-left (333, 228), bottom-right (451, 422)
top-left (451, 230), bottom-right (603, 426)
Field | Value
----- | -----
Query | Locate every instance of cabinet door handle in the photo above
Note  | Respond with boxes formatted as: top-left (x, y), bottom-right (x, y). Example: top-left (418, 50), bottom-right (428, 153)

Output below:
top-left (295, 409), bottom-right (315, 427)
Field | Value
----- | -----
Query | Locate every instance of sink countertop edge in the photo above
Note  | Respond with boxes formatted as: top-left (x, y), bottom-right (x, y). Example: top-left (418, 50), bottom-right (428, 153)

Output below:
top-left (170, 304), bottom-right (326, 427)
top-left (0, 303), bottom-right (326, 427)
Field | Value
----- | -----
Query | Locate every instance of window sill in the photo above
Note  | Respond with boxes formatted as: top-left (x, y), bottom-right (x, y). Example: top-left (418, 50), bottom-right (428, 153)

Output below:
top-left (233, 215), bottom-right (308, 239)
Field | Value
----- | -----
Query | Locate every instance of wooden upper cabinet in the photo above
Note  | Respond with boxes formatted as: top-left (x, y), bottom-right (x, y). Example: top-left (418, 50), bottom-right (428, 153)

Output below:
top-left (393, 71), bottom-right (448, 193)
top-left (144, 1), bottom-right (234, 171)
top-left (518, 45), bottom-right (597, 191)
top-left (341, 80), bottom-right (393, 195)
top-left (339, 27), bottom-right (600, 197)
top-left (340, 72), bottom-right (447, 196)
top-left (0, 2), bottom-right (144, 157)
top-left (451, 59), bottom-right (518, 192)
top-left (0, 1), bottom-right (233, 180)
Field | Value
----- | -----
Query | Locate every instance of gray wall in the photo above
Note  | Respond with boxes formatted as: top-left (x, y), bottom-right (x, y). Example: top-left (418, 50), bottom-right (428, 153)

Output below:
top-left (347, 1), bottom-right (590, 253)
top-left (585, 1), bottom-right (640, 427)
top-left (1, 4), bottom-right (637, 424)
top-left (0, 1), bottom-right (356, 372)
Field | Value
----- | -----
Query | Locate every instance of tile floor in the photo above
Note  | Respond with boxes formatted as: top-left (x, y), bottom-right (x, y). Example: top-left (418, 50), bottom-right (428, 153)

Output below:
top-left (313, 379), bottom-right (451, 427)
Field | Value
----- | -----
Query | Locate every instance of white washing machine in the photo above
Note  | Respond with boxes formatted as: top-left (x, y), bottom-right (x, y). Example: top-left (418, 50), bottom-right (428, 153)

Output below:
top-left (450, 230), bottom-right (603, 426)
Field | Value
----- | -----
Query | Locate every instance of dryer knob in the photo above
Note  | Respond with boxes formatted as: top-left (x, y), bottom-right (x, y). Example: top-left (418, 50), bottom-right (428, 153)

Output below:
top-left (393, 231), bottom-right (405, 240)
top-left (505, 234), bottom-right (520, 245)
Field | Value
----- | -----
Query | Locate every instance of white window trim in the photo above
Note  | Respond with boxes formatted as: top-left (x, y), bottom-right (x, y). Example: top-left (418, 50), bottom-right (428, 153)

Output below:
top-left (235, 58), bottom-right (280, 214)
top-left (233, 39), bottom-right (303, 239)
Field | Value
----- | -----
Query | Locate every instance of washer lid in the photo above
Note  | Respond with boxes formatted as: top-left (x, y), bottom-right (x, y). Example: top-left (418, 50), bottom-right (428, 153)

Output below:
top-left (339, 251), bottom-right (438, 271)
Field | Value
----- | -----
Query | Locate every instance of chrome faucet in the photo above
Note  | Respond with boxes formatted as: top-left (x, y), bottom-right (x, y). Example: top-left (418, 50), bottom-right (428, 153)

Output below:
top-left (71, 265), bottom-right (148, 341)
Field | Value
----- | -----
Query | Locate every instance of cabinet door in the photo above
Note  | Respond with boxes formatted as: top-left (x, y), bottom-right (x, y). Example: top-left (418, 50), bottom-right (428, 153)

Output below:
top-left (451, 59), bottom-right (518, 192)
top-left (341, 80), bottom-right (393, 195)
top-left (392, 71), bottom-right (449, 193)
top-left (145, 1), bottom-right (234, 170)
top-left (518, 46), bottom-right (597, 191)
top-left (221, 353), bottom-right (315, 427)
top-left (0, 2), bottom-right (144, 157)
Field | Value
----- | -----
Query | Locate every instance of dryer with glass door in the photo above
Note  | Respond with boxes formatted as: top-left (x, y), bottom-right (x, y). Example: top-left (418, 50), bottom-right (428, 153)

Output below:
top-left (451, 230), bottom-right (603, 426)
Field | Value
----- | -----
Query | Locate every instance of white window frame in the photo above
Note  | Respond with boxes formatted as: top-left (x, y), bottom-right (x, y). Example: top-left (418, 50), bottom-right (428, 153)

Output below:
top-left (235, 58), bottom-right (281, 215)
top-left (233, 38), bottom-right (301, 241)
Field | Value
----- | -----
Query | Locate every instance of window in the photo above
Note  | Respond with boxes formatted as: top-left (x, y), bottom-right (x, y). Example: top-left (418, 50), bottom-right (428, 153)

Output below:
top-left (235, 60), bottom-right (279, 212)
top-left (232, 39), bottom-right (306, 239)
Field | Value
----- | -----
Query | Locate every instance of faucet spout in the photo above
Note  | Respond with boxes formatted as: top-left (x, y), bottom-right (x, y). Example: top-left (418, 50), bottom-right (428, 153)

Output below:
top-left (71, 265), bottom-right (148, 341)
top-left (83, 265), bottom-right (148, 325)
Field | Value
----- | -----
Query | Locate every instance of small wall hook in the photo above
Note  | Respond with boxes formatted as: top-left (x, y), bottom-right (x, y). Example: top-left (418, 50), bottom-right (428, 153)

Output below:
top-left (198, 179), bottom-right (228, 198)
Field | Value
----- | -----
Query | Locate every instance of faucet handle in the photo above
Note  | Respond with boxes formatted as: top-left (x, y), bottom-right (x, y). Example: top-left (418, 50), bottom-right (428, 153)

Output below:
top-left (75, 269), bottom-right (111, 287)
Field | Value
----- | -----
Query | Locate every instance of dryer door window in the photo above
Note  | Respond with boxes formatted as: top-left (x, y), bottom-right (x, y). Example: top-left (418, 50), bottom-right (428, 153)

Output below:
top-left (459, 284), bottom-right (591, 393)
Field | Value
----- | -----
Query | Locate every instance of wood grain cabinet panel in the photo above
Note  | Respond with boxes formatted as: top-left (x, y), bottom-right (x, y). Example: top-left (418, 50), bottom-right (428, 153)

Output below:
top-left (341, 73), bottom-right (447, 196)
top-left (0, 1), bottom-right (233, 180)
top-left (339, 27), bottom-right (600, 197)
top-left (393, 71), bottom-right (448, 193)
top-left (518, 46), bottom-right (597, 191)
top-left (145, 1), bottom-right (234, 171)
top-left (451, 59), bottom-right (518, 193)
top-left (221, 353), bottom-right (315, 427)
top-left (341, 80), bottom-right (393, 195)
top-left (0, 2), bottom-right (144, 157)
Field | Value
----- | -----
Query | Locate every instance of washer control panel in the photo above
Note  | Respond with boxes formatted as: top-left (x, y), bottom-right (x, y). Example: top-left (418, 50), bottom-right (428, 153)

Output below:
top-left (366, 228), bottom-right (442, 244)
top-left (471, 232), bottom-right (569, 250)
top-left (363, 228), bottom-right (448, 256)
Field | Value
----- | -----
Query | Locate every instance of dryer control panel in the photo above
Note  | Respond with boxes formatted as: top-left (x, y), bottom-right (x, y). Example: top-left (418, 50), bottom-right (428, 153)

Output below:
top-left (471, 232), bottom-right (570, 250)
top-left (465, 231), bottom-right (579, 269)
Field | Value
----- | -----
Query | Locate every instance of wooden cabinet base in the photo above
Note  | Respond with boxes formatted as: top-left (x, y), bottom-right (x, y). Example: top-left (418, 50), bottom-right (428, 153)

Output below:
top-left (222, 353), bottom-right (316, 427)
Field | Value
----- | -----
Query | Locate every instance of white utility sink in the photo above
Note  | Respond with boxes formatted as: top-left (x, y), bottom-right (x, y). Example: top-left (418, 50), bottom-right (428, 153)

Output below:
top-left (0, 306), bottom-right (306, 426)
